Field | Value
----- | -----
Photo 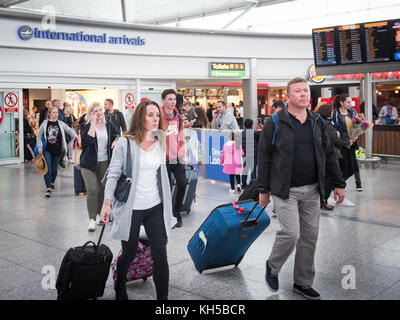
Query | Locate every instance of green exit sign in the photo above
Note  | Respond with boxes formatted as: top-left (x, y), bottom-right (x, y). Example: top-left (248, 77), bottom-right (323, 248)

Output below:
top-left (210, 62), bottom-right (246, 77)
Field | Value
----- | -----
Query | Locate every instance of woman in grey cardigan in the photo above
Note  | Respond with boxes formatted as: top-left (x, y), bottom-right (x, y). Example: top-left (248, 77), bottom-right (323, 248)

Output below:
top-left (100, 100), bottom-right (173, 300)
top-left (37, 106), bottom-right (77, 197)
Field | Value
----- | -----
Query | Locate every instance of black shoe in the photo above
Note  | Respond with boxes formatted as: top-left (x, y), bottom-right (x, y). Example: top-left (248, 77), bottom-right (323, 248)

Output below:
top-left (59, 161), bottom-right (65, 168)
top-left (114, 281), bottom-right (128, 300)
top-left (173, 218), bottom-right (182, 229)
top-left (293, 283), bottom-right (321, 300)
top-left (356, 185), bottom-right (363, 192)
top-left (265, 260), bottom-right (279, 292)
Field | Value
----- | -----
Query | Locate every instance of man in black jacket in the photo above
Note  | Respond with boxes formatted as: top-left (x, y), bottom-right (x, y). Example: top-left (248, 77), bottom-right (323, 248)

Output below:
top-left (258, 77), bottom-right (345, 300)
top-left (104, 99), bottom-right (127, 135)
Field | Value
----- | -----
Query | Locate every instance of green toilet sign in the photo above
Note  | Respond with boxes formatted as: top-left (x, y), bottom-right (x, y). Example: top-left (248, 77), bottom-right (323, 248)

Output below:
top-left (210, 62), bottom-right (246, 77)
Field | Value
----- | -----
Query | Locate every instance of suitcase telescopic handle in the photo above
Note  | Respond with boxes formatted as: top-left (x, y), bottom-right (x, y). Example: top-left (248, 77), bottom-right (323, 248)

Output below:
top-left (95, 224), bottom-right (106, 253)
top-left (240, 202), bottom-right (267, 230)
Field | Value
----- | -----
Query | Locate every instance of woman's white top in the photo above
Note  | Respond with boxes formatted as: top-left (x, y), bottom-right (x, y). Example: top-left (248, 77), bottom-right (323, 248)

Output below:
top-left (96, 127), bottom-right (108, 161)
top-left (132, 143), bottom-right (162, 210)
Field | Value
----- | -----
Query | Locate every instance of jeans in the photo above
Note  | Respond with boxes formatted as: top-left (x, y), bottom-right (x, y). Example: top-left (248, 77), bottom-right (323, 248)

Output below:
top-left (116, 203), bottom-right (169, 300)
top-left (43, 150), bottom-right (61, 189)
top-left (166, 162), bottom-right (186, 219)
top-left (81, 161), bottom-right (108, 220)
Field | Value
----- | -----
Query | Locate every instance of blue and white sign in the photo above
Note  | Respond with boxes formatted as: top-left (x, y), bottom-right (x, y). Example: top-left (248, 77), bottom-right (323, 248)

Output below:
top-left (17, 25), bottom-right (145, 46)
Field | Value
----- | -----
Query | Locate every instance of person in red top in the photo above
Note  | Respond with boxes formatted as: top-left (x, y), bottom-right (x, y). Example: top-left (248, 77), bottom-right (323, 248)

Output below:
top-left (161, 89), bottom-right (186, 228)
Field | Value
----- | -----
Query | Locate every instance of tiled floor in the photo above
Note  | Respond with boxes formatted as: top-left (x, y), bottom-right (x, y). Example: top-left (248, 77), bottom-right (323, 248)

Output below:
top-left (0, 160), bottom-right (400, 300)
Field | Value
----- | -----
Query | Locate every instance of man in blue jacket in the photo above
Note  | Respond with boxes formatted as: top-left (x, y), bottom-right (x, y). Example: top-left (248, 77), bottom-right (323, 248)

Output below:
top-left (258, 77), bottom-right (345, 300)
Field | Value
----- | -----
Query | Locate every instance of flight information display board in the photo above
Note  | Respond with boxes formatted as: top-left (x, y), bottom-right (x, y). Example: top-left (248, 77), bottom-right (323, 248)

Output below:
top-left (337, 24), bottom-right (363, 64)
top-left (364, 21), bottom-right (391, 63)
top-left (313, 18), bottom-right (400, 72)
top-left (393, 20), bottom-right (400, 61)
top-left (312, 27), bottom-right (337, 66)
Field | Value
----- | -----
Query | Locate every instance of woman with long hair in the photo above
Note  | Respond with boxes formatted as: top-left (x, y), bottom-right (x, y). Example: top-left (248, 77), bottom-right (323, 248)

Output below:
top-left (193, 107), bottom-right (210, 128)
top-left (80, 101), bottom-right (120, 231)
top-left (100, 100), bottom-right (173, 300)
top-left (332, 94), bottom-right (362, 195)
top-left (36, 106), bottom-right (77, 197)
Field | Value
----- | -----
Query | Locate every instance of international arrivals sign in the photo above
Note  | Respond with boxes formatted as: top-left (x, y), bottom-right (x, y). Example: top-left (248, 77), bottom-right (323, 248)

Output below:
top-left (17, 25), bottom-right (145, 46)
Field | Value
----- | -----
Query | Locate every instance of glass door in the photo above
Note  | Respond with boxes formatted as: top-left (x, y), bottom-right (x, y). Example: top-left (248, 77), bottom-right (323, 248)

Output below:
top-left (0, 89), bottom-right (23, 165)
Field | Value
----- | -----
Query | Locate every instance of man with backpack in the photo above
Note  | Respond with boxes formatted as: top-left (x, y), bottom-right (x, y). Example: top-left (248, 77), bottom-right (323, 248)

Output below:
top-left (161, 89), bottom-right (186, 228)
top-left (258, 77), bottom-right (345, 300)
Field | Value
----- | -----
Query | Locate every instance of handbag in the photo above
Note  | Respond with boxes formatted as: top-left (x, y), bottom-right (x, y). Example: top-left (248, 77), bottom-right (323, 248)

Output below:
top-left (102, 137), bottom-right (132, 203)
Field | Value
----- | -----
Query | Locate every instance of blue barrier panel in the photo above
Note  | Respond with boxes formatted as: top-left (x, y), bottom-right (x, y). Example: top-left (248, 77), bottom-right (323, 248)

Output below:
top-left (205, 130), bottom-right (230, 182)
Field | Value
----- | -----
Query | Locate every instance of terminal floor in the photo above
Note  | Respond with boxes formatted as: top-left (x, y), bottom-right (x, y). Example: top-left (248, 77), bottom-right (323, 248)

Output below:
top-left (0, 160), bottom-right (400, 300)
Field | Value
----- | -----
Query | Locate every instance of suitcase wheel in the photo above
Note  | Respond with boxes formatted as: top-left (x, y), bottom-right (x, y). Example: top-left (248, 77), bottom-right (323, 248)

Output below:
top-left (234, 255), bottom-right (244, 267)
top-left (143, 277), bottom-right (147, 281)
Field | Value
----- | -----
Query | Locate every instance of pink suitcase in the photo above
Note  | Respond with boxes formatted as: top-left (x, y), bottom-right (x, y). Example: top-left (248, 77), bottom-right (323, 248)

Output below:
top-left (111, 240), bottom-right (153, 283)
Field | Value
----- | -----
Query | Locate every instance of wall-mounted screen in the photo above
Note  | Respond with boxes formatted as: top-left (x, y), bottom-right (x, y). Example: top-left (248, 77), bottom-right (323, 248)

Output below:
top-left (337, 24), bottom-right (363, 64)
top-left (363, 21), bottom-right (391, 63)
top-left (312, 27), bottom-right (338, 66)
top-left (393, 20), bottom-right (400, 61)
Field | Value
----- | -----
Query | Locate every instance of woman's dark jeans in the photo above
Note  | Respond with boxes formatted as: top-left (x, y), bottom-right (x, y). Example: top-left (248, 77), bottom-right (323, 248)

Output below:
top-left (116, 202), bottom-right (169, 300)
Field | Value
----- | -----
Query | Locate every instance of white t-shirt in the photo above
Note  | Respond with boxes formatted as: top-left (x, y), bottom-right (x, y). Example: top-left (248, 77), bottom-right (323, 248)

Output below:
top-left (132, 144), bottom-right (162, 210)
top-left (96, 128), bottom-right (108, 161)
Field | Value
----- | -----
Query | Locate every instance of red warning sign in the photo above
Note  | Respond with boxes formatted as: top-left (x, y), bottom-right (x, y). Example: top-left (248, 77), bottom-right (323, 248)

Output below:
top-left (4, 92), bottom-right (18, 113)
top-left (0, 105), bottom-right (3, 125)
top-left (124, 93), bottom-right (134, 110)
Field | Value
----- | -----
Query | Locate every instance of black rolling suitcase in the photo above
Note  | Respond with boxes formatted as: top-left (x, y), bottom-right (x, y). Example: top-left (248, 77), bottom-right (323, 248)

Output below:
top-left (56, 225), bottom-right (113, 300)
top-left (171, 164), bottom-right (198, 214)
top-left (73, 146), bottom-right (86, 195)
top-left (24, 134), bottom-right (36, 161)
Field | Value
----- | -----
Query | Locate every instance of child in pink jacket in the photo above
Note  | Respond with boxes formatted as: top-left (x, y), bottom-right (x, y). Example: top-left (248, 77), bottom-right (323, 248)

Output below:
top-left (220, 131), bottom-right (244, 194)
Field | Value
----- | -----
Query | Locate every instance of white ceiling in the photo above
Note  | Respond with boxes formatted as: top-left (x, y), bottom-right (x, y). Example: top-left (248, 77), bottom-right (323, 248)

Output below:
top-left (3, 0), bottom-right (400, 35)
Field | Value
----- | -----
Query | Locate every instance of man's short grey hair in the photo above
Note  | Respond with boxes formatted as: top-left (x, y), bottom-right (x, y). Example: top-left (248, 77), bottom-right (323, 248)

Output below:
top-left (287, 77), bottom-right (309, 94)
top-left (52, 99), bottom-right (60, 107)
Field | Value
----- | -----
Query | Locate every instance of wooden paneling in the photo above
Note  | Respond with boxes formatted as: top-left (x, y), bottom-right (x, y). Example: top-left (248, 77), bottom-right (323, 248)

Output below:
top-left (358, 127), bottom-right (400, 155)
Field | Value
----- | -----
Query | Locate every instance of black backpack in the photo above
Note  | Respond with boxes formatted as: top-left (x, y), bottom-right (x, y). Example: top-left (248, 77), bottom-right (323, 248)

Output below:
top-left (238, 179), bottom-right (260, 202)
top-left (56, 225), bottom-right (113, 300)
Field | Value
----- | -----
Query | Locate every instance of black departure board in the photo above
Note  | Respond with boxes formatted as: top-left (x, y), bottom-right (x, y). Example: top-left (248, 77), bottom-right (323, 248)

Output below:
top-left (313, 27), bottom-right (337, 66)
top-left (338, 24), bottom-right (362, 64)
top-left (393, 20), bottom-right (400, 61)
top-left (364, 21), bottom-right (391, 63)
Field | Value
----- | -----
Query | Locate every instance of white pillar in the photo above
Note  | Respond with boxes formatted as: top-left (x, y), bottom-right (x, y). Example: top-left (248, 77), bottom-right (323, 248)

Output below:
top-left (361, 73), bottom-right (373, 159)
top-left (136, 78), bottom-right (141, 106)
top-left (242, 58), bottom-right (257, 126)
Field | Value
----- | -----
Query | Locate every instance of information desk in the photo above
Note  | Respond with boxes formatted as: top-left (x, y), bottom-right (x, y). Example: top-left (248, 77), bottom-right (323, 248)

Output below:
top-left (358, 125), bottom-right (400, 156)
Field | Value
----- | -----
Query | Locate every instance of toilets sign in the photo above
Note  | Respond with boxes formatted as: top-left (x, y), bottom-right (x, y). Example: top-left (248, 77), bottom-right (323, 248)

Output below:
top-left (17, 25), bottom-right (146, 47)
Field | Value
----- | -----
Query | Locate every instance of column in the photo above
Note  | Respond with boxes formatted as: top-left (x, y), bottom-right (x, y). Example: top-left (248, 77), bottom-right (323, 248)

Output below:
top-left (242, 58), bottom-right (257, 126)
top-left (361, 73), bottom-right (373, 159)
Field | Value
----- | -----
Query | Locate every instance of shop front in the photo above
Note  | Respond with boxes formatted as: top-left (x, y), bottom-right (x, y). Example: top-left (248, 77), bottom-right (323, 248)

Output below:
top-left (310, 67), bottom-right (400, 157)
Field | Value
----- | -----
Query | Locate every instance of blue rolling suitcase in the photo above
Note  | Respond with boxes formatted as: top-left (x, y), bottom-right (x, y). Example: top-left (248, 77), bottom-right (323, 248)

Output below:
top-left (187, 200), bottom-right (270, 273)
top-left (171, 164), bottom-right (198, 214)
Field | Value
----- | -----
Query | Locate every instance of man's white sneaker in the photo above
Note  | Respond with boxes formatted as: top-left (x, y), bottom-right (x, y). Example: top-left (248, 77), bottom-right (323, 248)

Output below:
top-left (339, 198), bottom-right (355, 207)
top-left (88, 219), bottom-right (96, 232)
top-left (229, 189), bottom-right (236, 196)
